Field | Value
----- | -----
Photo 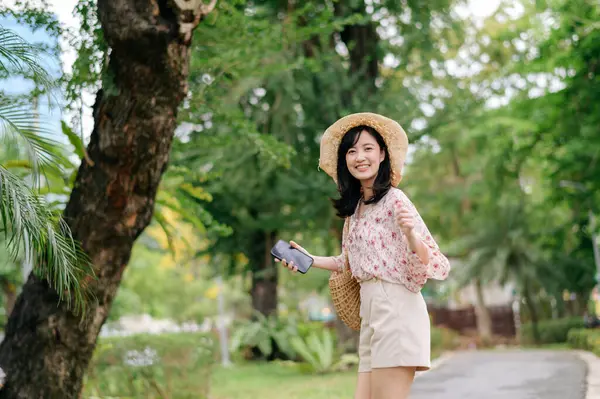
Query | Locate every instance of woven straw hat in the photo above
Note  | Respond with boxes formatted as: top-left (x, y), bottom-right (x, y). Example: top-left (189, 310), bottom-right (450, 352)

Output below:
top-left (319, 112), bottom-right (409, 187)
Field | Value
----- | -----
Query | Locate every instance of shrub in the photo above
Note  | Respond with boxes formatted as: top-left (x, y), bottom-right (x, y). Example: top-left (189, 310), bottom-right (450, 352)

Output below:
top-left (297, 320), bottom-right (328, 341)
top-left (229, 312), bottom-right (298, 360)
top-left (567, 328), bottom-right (600, 356)
top-left (84, 332), bottom-right (216, 398)
top-left (520, 317), bottom-right (584, 345)
top-left (430, 326), bottom-right (460, 355)
top-left (290, 328), bottom-right (359, 374)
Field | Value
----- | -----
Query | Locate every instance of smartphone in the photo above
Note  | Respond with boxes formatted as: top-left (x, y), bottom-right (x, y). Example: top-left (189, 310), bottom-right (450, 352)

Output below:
top-left (270, 240), bottom-right (314, 274)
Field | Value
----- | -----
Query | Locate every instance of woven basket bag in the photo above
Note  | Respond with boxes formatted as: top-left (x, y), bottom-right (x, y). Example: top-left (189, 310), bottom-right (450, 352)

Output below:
top-left (329, 217), bottom-right (361, 331)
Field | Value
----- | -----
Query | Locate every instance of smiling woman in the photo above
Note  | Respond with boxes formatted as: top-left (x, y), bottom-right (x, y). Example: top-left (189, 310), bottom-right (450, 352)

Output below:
top-left (345, 126), bottom-right (386, 180)
top-left (336, 125), bottom-right (391, 216)
top-left (276, 112), bottom-right (451, 399)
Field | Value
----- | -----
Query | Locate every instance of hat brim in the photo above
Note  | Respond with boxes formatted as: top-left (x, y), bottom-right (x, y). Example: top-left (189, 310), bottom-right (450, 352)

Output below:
top-left (319, 112), bottom-right (408, 187)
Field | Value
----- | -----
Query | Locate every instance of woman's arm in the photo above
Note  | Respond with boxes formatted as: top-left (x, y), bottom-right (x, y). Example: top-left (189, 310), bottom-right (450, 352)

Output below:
top-left (278, 241), bottom-right (347, 273)
top-left (405, 230), bottom-right (430, 265)
top-left (394, 190), bottom-right (451, 281)
top-left (312, 255), bottom-right (343, 272)
top-left (278, 218), bottom-right (349, 273)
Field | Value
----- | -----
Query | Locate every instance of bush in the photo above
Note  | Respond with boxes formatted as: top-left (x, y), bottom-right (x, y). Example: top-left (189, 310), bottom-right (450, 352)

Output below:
top-left (290, 328), bottom-right (359, 374)
top-left (84, 332), bottom-right (216, 398)
top-left (567, 328), bottom-right (600, 356)
top-left (229, 312), bottom-right (298, 361)
top-left (297, 320), bottom-right (328, 341)
top-left (430, 326), bottom-right (460, 356)
top-left (520, 317), bottom-right (584, 345)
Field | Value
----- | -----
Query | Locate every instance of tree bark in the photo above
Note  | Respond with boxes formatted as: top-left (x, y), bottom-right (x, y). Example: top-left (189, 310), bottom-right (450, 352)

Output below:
top-left (334, 1), bottom-right (379, 94)
top-left (250, 231), bottom-right (278, 316)
top-left (474, 278), bottom-right (493, 342)
top-left (248, 230), bottom-right (282, 361)
top-left (523, 278), bottom-right (541, 345)
top-left (0, 1), bottom-right (215, 397)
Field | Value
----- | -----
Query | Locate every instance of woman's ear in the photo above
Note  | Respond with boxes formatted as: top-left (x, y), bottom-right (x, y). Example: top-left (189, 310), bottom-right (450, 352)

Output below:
top-left (379, 149), bottom-right (385, 163)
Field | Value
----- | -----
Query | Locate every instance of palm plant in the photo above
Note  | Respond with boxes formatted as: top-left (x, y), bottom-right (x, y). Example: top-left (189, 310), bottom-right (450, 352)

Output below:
top-left (0, 25), bottom-right (92, 315)
top-left (452, 200), bottom-right (560, 344)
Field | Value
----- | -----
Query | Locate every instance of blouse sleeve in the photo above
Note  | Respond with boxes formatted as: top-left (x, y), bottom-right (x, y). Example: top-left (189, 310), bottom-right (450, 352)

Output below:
top-left (394, 190), bottom-right (451, 282)
top-left (330, 217), bottom-right (349, 273)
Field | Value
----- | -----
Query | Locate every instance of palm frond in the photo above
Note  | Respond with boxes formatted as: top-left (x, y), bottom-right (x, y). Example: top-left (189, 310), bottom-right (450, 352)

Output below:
top-left (0, 96), bottom-right (68, 179)
top-left (0, 166), bottom-right (94, 315)
top-left (0, 26), bottom-right (56, 92)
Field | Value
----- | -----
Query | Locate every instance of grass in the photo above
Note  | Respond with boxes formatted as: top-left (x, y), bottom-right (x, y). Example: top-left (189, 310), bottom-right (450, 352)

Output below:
top-left (209, 332), bottom-right (457, 399)
top-left (210, 361), bottom-right (357, 399)
top-left (211, 350), bottom-right (447, 399)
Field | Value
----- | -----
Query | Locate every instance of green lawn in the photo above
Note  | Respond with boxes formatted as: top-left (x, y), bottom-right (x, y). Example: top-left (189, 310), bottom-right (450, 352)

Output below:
top-left (210, 362), bottom-right (357, 399)
top-left (210, 347), bottom-right (451, 399)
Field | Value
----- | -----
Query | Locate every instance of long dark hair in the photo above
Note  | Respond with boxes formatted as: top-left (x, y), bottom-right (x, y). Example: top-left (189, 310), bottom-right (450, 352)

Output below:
top-left (331, 125), bottom-right (392, 218)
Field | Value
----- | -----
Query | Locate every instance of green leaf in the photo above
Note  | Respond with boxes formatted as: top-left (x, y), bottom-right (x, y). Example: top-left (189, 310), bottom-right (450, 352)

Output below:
top-left (290, 336), bottom-right (319, 370)
top-left (0, 96), bottom-right (68, 180)
top-left (151, 211), bottom-right (176, 256)
top-left (0, 166), bottom-right (93, 316)
top-left (60, 120), bottom-right (86, 160)
top-left (0, 26), bottom-right (56, 92)
top-left (257, 334), bottom-right (272, 357)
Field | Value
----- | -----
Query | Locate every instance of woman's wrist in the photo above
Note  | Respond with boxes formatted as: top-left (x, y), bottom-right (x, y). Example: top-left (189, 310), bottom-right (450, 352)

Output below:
top-left (406, 230), bottom-right (421, 249)
top-left (312, 255), bottom-right (341, 272)
top-left (406, 230), bottom-right (429, 264)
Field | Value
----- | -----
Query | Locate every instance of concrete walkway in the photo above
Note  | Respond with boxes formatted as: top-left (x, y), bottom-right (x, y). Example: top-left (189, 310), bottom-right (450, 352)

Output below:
top-left (410, 350), bottom-right (588, 399)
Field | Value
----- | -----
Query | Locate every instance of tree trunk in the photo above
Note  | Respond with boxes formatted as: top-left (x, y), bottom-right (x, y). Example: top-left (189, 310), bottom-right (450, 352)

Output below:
top-left (334, 1), bottom-right (379, 93)
top-left (250, 231), bottom-right (278, 316)
top-left (0, 1), bottom-right (215, 397)
top-left (1, 281), bottom-right (16, 318)
top-left (449, 148), bottom-right (492, 342)
top-left (473, 278), bottom-right (493, 342)
top-left (249, 231), bottom-right (282, 361)
top-left (576, 291), bottom-right (589, 316)
top-left (523, 279), bottom-right (541, 345)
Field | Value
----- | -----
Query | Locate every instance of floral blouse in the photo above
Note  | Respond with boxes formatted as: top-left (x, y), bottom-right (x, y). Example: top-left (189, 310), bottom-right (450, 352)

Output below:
top-left (332, 187), bottom-right (450, 293)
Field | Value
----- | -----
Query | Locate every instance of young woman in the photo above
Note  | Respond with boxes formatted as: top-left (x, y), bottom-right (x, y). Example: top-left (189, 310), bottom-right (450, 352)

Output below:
top-left (276, 112), bottom-right (451, 399)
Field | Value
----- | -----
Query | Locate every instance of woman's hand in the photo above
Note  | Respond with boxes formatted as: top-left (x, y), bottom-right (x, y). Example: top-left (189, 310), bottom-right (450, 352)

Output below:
top-left (274, 240), bottom-right (310, 273)
top-left (394, 200), bottom-right (415, 237)
top-left (394, 200), bottom-right (430, 263)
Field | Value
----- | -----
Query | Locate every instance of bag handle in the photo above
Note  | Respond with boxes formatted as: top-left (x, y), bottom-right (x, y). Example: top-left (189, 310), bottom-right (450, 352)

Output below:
top-left (343, 216), bottom-right (350, 272)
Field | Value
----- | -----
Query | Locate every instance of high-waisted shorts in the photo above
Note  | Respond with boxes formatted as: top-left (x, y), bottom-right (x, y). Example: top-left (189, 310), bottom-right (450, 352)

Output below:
top-left (358, 277), bottom-right (431, 372)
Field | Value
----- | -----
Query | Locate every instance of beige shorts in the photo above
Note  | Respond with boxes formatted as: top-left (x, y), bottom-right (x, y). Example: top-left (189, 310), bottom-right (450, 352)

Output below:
top-left (358, 278), bottom-right (431, 373)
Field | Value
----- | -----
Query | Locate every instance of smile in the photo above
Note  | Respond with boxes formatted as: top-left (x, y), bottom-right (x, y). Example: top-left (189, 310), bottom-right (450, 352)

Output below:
top-left (356, 165), bottom-right (370, 172)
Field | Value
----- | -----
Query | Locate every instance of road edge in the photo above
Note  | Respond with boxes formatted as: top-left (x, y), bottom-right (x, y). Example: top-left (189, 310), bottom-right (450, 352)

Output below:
top-left (576, 350), bottom-right (600, 399)
top-left (415, 351), bottom-right (456, 379)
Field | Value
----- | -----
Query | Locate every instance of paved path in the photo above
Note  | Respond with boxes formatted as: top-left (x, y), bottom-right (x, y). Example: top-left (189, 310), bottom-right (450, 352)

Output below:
top-left (410, 350), bottom-right (587, 399)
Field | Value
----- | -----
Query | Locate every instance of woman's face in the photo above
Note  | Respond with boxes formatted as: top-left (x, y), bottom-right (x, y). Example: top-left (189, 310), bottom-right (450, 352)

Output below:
top-left (345, 130), bottom-right (386, 184)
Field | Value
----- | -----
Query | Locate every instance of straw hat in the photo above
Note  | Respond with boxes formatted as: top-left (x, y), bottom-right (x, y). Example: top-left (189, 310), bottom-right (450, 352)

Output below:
top-left (319, 112), bottom-right (409, 187)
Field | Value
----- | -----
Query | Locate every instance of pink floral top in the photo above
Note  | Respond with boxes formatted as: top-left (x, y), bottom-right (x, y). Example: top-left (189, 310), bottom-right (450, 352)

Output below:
top-left (332, 187), bottom-right (450, 293)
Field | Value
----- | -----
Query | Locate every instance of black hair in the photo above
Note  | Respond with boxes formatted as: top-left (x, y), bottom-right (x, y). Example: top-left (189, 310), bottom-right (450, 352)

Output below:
top-left (331, 125), bottom-right (392, 218)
